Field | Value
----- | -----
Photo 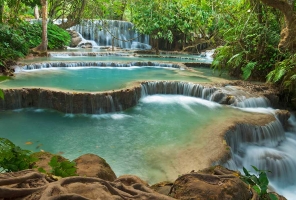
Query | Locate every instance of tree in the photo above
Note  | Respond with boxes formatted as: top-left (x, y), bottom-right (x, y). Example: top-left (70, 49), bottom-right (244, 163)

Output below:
top-left (212, 0), bottom-right (282, 80)
top-left (0, 0), bottom-right (40, 24)
top-left (33, 0), bottom-right (47, 53)
top-left (260, 0), bottom-right (296, 53)
top-left (48, 0), bottom-right (87, 29)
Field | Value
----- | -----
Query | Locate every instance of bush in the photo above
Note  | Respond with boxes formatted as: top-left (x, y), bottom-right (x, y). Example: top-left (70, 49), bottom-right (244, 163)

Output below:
top-left (0, 138), bottom-right (37, 172)
top-left (0, 21), bottom-right (70, 69)
top-left (0, 24), bottom-right (29, 67)
top-left (18, 21), bottom-right (71, 50)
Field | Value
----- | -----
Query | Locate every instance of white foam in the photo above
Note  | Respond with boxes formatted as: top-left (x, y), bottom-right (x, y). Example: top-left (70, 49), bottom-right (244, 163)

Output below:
top-left (140, 95), bottom-right (220, 109)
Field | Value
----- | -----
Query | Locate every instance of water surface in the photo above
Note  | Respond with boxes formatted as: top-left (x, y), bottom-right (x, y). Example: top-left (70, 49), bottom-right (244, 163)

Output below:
top-left (0, 95), bottom-right (237, 183)
top-left (0, 67), bottom-right (211, 92)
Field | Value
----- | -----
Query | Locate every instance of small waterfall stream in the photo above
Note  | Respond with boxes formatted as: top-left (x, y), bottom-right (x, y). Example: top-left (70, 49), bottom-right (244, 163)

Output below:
top-left (223, 111), bottom-right (296, 198)
top-left (70, 20), bottom-right (151, 49)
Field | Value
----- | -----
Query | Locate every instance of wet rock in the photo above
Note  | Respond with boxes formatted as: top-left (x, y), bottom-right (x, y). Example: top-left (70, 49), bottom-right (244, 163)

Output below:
top-left (74, 153), bottom-right (117, 181)
top-left (169, 166), bottom-right (252, 200)
top-left (275, 109), bottom-right (290, 129)
top-left (79, 42), bottom-right (93, 48)
top-left (68, 30), bottom-right (82, 47)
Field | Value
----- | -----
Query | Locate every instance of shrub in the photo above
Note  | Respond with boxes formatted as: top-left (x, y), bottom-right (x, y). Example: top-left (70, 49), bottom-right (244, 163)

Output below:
top-left (18, 21), bottom-right (71, 50)
top-left (0, 138), bottom-right (37, 172)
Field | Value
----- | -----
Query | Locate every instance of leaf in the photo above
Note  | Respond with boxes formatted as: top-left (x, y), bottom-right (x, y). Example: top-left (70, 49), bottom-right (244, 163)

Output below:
top-left (242, 62), bottom-right (257, 80)
top-left (252, 185), bottom-right (261, 195)
top-left (38, 167), bottom-right (46, 173)
top-left (0, 76), bottom-right (10, 82)
top-left (251, 165), bottom-right (259, 172)
top-left (268, 193), bottom-right (278, 200)
top-left (0, 89), bottom-right (4, 100)
top-left (49, 156), bottom-right (59, 168)
top-left (243, 167), bottom-right (250, 176)
top-left (259, 172), bottom-right (269, 186)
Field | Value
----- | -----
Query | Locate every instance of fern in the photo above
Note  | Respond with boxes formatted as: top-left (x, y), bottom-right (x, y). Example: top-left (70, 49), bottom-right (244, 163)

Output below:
top-left (242, 61), bottom-right (257, 80)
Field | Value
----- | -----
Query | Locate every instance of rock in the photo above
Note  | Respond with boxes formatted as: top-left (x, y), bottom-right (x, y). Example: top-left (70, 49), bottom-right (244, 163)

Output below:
top-left (169, 166), bottom-right (252, 200)
top-left (68, 30), bottom-right (83, 47)
top-left (114, 175), bottom-right (149, 187)
top-left (275, 109), bottom-right (290, 129)
top-left (79, 42), bottom-right (93, 48)
top-left (31, 152), bottom-right (67, 173)
top-left (151, 181), bottom-right (174, 196)
top-left (74, 153), bottom-right (117, 181)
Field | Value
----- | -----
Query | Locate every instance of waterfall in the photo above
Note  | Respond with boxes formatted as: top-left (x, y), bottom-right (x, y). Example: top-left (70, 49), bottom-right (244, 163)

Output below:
top-left (223, 110), bottom-right (296, 199)
top-left (140, 81), bottom-right (217, 100)
top-left (14, 62), bottom-right (181, 72)
top-left (70, 20), bottom-right (151, 49)
top-left (233, 97), bottom-right (271, 108)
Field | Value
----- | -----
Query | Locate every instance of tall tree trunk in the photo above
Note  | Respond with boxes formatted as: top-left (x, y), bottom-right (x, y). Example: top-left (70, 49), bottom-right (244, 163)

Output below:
top-left (0, 3), bottom-right (4, 23)
top-left (33, 0), bottom-right (48, 54)
top-left (260, 0), bottom-right (296, 52)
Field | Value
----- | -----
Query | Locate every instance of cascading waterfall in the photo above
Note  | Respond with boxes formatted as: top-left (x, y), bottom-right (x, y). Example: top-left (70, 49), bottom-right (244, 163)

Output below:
top-left (1, 74), bottom-right (295, 197)
top-left (140, 81), bottom-right (296, 198)
top-left (14, 62), bottom-right (181, 72)
top-left (70, 20), bottom-right (151, 49)
top-left (140, 81), bottom-right (217, 100)
top-left (223, 110), bottom-right (296, 199)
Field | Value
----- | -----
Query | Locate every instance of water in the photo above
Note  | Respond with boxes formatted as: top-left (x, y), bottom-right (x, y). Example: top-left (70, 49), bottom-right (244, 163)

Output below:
top-left (0, 95), bottom-right (237, 183)
top-left (20, 54), bottom-right (211, 63)
top-left (70, 20), bottom-right (150, 49)
top-left (224, 110), bottom-right (296, 199)
top-left (0, 67), bottom-right (211, 92)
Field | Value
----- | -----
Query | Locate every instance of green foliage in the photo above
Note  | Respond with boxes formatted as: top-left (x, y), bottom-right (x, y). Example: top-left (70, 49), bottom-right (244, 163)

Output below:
top-left (0, 22), bottom-right (70, 69)
top-left (267, 54), bottom-right (296, 92)
top-left (212, 2), bottom-right (282, 80)
top-left (47, 23), bottom-right (71, 49)
top-left (130, 0), bottom-right (219, 48)
top-left (48, 155), bottom-right (77, 177)
top-left (242, 61), bottom-right (257, 80)
top-left (0, 23), bottom-right (28, 67)
top-left (0, 138), bottom-right (37, 172)
top-left (18, 22), bottom-right (71, 50)
top-left (241, 166), bottom-right (278, 200)
top-left (0, 89), bottom-right (3, 99)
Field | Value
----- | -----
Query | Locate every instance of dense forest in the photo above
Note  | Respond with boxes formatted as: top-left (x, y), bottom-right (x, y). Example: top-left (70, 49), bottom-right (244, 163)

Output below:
top-left (0, 0), bottom-right (296, 107)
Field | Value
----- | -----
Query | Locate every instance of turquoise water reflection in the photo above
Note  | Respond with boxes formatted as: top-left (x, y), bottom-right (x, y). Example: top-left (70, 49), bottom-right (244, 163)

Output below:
top-left (0, 95), bottom-right (235, 183)
top-left (0, 67), bottom-right (210, 91)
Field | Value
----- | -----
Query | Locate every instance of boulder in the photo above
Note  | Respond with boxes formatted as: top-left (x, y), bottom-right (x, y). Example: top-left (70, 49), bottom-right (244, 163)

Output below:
top-left (68, 30), bottom-right (82, 47)
top-left (31, 152), bottom-right (67, 173)
top-left (169, 166), bottom-right (252, 200)
top-left (74, 153), bottom-right (117, 181)
top-left (114, 175), bottom-right (149, 187)
top-left (275, 109), bottom-right (290, 129)
top-left (151, 181), bottom-right (174, 196)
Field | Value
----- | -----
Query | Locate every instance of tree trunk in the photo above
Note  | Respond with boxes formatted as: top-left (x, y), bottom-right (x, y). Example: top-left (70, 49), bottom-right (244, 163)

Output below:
top-left (32, 0), bottom-right (48, 55)
top-left (0, 3), bottom-right (4, 23)
top-left (260, 0), bottom-right (296, 52)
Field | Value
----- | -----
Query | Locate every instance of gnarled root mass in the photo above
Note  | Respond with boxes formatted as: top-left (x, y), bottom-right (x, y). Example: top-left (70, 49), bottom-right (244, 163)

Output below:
top-left (0, 166), bottom-right (287, 200)
top-left (0, 170), bottom-right (174, 200)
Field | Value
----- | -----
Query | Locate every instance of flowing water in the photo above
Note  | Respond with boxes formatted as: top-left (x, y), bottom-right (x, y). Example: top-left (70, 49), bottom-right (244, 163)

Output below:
top-left (0, 95), bottom-right (235, 183)
top-left (224, 109), bottom-right (296, 199)
top-left (1, 20), bottom-right (296, 199)
top-left (19, 54), bottom-right (211, 63)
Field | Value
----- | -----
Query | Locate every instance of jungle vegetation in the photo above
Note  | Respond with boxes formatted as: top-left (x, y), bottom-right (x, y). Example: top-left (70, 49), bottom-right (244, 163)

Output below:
top-left (0, 0), bottom-right (296, 107)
